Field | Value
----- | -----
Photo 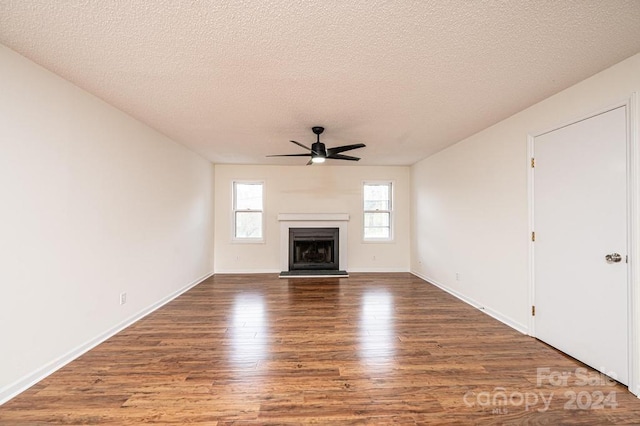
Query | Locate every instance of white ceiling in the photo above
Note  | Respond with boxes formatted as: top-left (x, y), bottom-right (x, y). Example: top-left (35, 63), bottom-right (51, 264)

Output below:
top-left (2, 1), bottom-right (640, 166)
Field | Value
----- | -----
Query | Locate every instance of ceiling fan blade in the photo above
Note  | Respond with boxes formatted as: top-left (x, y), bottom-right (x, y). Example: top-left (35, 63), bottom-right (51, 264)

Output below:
top-left (327, 153), bottom-right (360, 161)
top-left (291, 140), bottom-right (324, 156)
top-left (290, 140), bottom-right (313, 151)
top-left (326, 143), bottom-right (366, 156)
top-left (266, 153), bottom-right (312, 157)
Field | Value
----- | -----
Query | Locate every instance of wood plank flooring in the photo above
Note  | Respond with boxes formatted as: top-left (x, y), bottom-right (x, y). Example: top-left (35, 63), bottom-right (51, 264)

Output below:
top-left (1, 273), bottom-right (639, 424)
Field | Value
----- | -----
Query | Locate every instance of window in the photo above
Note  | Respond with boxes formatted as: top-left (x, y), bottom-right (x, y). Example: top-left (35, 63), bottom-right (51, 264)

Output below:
top-left (233, 181), bottom-right (263, 240)
top-left (363, 182), bottom-right (392, 240)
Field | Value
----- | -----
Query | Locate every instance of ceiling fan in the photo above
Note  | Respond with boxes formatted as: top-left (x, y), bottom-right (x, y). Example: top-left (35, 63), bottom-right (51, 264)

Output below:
top-left (267, 126), bottom-right (366, 165)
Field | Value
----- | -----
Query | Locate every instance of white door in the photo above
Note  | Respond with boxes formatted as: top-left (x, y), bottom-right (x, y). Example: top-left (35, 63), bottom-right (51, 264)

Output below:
top-left (533, 106), bottom-right (628, 385)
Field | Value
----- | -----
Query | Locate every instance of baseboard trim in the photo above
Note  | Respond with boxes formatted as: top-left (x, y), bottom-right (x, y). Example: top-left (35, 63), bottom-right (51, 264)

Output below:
top-left (214, 269), bottom-right (281, 274)
top-left (339, 267), bottom-right (410, 273)
top-left (410, 270), bottom-right (528, 335)
top-left (0, 271), bottom-right (214, 405)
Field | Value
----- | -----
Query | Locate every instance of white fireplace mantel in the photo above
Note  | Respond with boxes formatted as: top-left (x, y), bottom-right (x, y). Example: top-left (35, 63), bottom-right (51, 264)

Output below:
top-left (277, 213), bottom-right (349, 222)
top-left (278, 213), bottom-right (349, 271)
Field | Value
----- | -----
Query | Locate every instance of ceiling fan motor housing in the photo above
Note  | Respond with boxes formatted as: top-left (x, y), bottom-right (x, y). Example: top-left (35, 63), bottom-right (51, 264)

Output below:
top-left (312, 141), bottom-right (327, 157)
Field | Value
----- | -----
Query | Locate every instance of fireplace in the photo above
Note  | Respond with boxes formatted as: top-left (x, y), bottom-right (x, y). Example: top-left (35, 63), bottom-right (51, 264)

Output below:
top-left (278, 213), bottom-right (349, 274)
top-left (289, 227), bottom-right (339, 271)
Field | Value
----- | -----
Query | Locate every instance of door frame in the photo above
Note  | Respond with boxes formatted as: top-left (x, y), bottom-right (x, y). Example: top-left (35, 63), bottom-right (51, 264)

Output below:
top-left (527, 93), bottom-right (639, 396)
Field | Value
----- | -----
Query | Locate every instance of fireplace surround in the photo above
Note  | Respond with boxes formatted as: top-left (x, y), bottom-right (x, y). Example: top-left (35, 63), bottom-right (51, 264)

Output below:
top-left (278, 213), bottom-right (349, 272)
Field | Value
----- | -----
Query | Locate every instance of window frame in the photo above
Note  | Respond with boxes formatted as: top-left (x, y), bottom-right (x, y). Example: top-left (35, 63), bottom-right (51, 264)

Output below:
top-left (362, 180), bottom-right (394, 242)
top-left (232, 180), bottom-right (265, 243)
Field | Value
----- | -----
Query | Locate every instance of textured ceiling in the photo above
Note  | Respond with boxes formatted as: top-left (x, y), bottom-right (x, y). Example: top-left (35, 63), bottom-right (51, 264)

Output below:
top-left (2, 1), bottom-right (640, 166)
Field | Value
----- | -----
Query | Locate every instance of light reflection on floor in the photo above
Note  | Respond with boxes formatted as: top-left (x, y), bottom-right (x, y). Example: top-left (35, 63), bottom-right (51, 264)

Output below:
top-left (359, 289), bottom-right (395, 372)
top-left (230, 293), bottom-right (267, 367)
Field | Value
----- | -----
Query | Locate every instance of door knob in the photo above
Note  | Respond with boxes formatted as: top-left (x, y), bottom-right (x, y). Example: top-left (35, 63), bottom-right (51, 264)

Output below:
top-left (605, 253), bottom-right (622, 263)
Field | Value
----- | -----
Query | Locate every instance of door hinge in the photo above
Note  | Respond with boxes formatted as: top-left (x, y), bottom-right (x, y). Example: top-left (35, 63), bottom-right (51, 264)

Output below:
top-left (531, 157), bottom-right (535, 168)
top-left (532, 305), bottom-right (536, 316)
top-left (531, 231), bottom-right (536, 242)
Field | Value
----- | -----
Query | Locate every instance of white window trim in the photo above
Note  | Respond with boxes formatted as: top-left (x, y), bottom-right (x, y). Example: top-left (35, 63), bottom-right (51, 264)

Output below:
top-left (362, 180), bottom-right (394, 242)
top-left (232, 180), bottom-right (265, 243)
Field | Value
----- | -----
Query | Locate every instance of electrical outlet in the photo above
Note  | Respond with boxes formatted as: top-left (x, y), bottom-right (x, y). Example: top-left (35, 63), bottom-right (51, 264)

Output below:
top-left (120, 292), bottom-right (127, 305)
top-left (455, 272), bottom-right (461, 281)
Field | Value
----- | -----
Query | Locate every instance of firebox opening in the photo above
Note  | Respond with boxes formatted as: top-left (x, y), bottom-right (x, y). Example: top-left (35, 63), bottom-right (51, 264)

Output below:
top-left (289, 227), bottom-right (339, 271)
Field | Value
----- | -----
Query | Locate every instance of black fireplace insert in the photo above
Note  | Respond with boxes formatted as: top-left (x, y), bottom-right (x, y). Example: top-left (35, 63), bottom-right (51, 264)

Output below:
top-left (289, 227), bottom-right (339, 271)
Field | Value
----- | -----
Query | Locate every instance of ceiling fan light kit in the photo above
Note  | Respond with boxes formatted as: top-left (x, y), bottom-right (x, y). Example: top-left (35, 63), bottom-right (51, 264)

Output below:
top-left (267, 126), bottom-right (366, 165)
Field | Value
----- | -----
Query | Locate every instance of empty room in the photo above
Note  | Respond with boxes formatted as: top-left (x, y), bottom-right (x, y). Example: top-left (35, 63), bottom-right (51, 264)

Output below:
top-left (2, 1), bottom-right (640, 424)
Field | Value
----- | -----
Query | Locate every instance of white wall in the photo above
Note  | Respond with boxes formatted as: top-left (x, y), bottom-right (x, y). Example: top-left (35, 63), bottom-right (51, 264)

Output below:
top-left (214, 164), bottom-right (410, 273)
top-left (411, 53), bottom-right (640, 334)
top-left (0, 44), bottom-right (215, 402)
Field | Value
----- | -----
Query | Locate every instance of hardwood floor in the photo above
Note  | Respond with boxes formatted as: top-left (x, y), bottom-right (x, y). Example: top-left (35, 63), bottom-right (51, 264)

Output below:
top-left (1, 273), bottom-right (639, 424)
